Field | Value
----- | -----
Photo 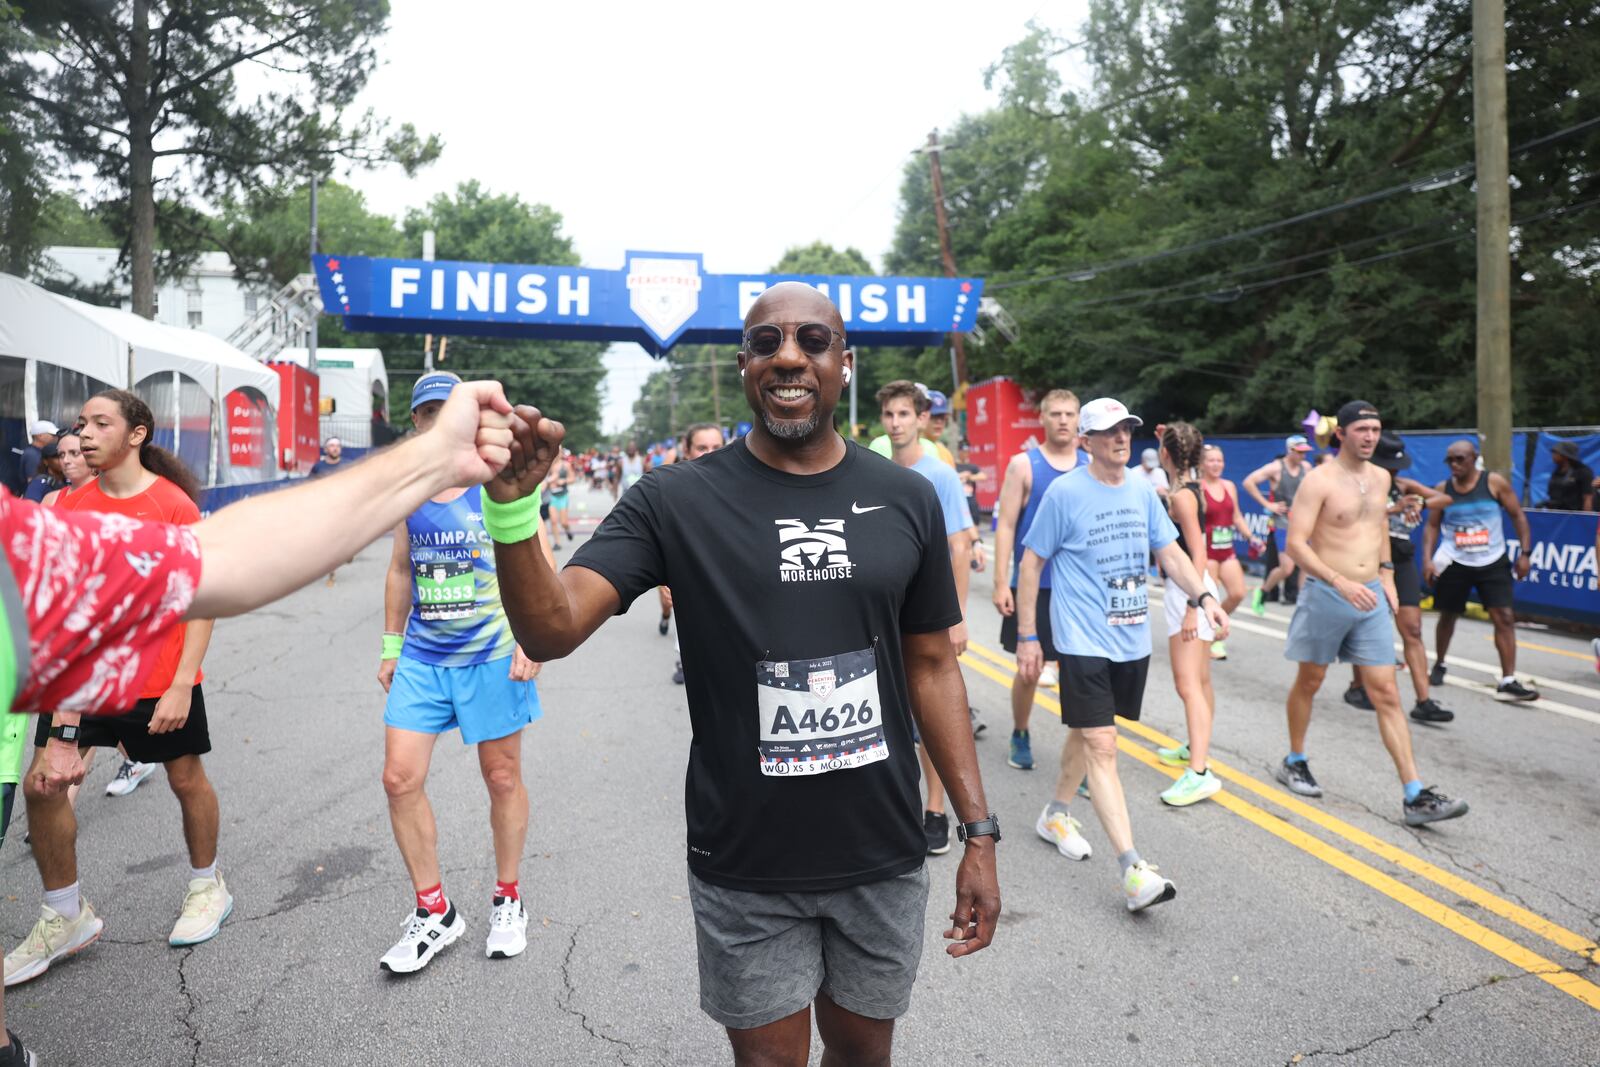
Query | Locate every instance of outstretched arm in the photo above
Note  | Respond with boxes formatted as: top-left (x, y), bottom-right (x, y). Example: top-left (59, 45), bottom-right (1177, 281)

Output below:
top-left (190, 381), bottom-right (514, 619)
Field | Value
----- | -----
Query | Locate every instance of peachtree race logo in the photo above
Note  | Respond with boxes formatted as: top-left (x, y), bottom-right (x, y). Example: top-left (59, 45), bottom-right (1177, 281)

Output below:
top-left (627, 254), bottom-right (701, 345)
top-left (775, 519), bottom-right (855, 583)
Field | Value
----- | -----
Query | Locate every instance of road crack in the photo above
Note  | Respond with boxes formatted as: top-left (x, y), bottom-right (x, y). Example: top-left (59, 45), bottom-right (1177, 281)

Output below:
top-left (1285, 971), bottom-right (1530, 1063)
top-left (557, 922), bottom-right (665, 1066)
top-left (176, 946), bottom-right (201, 1067)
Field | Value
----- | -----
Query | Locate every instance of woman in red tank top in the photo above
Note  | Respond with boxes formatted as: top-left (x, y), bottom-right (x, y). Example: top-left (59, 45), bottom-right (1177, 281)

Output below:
top-left (1199, 446), bottom-right (1262, 656)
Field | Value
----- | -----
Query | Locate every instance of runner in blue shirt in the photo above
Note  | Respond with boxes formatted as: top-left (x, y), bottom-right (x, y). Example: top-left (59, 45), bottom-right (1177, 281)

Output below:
top-left (878, 380), bottom-right (975, 857)
top-left (1015, 398), bottom-right (1227, 912)
top-left (375, 371), bottom-right (553, 974)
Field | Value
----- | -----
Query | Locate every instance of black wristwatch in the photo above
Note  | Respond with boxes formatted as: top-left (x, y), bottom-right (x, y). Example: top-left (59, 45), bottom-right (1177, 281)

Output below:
top-left (1188, 591), bottom-right (1217, 609)
top-left (956, 813), bottom-right (1001, 844)
top-left (47, 723), bottom-right (80, 744)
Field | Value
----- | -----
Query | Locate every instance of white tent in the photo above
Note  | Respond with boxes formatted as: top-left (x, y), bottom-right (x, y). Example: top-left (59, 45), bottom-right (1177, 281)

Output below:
top-left (0, 272), bottom-right (281, 485)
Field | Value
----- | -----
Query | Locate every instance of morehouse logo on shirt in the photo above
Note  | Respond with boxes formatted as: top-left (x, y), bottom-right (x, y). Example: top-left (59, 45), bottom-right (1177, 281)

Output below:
top-left (774, 518), bottom-right (855, 583)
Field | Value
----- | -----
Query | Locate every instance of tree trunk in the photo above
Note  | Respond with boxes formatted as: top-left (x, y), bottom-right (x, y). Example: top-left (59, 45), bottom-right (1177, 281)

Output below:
top-left (128, 0), bottom-right (156, 319)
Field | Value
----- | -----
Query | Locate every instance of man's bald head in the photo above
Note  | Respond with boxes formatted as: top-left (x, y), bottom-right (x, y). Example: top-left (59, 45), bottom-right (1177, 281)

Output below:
top-left (1447, 439), bottom-right (1479, 459)
top-left (744, 282), bottom-right (846, 336)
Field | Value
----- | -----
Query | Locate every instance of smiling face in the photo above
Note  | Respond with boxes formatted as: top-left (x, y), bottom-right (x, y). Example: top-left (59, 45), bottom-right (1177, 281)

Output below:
top-left (739, 282), bottom-right (850, 445)
top-left (1202, 445), bottom-right (1225, 478)
top-left (76, 396), bottom-right (144, 472)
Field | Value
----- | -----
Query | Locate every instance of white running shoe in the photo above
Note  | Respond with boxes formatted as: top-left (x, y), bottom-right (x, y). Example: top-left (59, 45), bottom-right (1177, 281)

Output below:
top-left (380, 904), bottom-right (465, 974)
top-left (486, 896), bottom-right (528, 959)
top-left (105, 760), bottom-right (158, 797)
top-left (169, 875), bottom-right (233, 946)
top-left (1035, 806), bottom-right (1092, 860)
top-left (4, 901), bottom-right (104, 986)
top-left (1037, 664), bottom-right (1059, 689)
top-left (1123, 861), bottom-right (1177, 912)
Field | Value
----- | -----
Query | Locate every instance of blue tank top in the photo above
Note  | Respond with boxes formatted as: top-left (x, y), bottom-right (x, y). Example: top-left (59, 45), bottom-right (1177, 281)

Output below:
top-left (1437, 471), bottom-right (1507, 568)
top-left (1011, 448), bottom-right (1077, 589)
top-left (403, 485), bottom-right (516, 667)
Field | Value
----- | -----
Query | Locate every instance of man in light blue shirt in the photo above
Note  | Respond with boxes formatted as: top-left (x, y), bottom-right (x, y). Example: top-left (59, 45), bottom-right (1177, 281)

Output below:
top-left (1015, 397), bottom-right (1228, 913)
top-left (878, 380), bottom-right (973, 858)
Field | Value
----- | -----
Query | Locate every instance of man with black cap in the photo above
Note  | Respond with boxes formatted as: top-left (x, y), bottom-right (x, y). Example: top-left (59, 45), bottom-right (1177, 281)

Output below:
top-left (1341, 432), bottom-right (1456, 723)
top-left (1540, 440), bottom-right (1594, 512)
top-left (1276, 401), bottom-right (1469, 826)
top-left (1422, 438), bottom-right (1538, 701)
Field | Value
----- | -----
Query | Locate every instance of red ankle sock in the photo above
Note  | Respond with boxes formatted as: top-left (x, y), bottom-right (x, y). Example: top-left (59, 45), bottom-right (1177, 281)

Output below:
top-left (495, 879), bottom-right (519, 902)
top-left (416, 883), bottom-right (448, 915)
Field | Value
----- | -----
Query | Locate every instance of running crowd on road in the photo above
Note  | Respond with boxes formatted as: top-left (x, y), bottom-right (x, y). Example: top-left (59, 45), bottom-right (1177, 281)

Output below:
top-left (0, 279), bottom-right (1590, 1067)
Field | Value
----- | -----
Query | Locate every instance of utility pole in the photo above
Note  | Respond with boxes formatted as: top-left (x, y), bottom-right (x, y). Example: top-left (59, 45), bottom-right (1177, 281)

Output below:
top-left (1472, 0), bottom-right (1512, 475)
top-left (422, 230), bottom-right (437, 371)
top-left (308, 173), bottom-right (319, 375)
top-left (924, 130), bottom-right (969, 394)
top-left (709, 348), bottom-right (721, 426)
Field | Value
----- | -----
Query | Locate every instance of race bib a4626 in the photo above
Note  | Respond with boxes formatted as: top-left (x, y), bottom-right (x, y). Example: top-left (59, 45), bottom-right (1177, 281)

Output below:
top-left (756, 645), bottom-right (888, 778)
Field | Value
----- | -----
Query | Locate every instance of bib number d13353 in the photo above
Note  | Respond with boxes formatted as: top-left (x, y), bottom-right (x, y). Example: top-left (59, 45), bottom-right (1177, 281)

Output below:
top-left (756, 645), bottom-right (888, 777)
top-left (414, 554), bottom-right (477, 621)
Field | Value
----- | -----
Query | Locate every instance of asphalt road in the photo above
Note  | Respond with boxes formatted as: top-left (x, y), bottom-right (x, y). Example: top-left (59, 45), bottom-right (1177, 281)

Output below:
top-left (5, 482), bottom-right (1598, 1066)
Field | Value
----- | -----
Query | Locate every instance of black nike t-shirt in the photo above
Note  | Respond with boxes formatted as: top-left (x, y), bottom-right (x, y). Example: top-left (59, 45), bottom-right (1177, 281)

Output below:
top-left (570, 437), bottom-right (962, 892)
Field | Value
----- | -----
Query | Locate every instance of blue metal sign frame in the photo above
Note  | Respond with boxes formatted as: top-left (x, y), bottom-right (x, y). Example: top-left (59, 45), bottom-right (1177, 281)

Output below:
top-left (314, 252), bottom-right (983, 354)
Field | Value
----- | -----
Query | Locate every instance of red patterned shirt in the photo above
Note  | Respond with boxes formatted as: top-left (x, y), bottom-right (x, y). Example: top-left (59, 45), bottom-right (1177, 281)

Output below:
top-left (1, 488), bottom-right (202, 715)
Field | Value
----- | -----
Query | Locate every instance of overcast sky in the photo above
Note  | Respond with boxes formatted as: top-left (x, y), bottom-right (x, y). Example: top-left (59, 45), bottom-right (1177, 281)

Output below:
top-left (348, 1), bottom-right (1090, 432)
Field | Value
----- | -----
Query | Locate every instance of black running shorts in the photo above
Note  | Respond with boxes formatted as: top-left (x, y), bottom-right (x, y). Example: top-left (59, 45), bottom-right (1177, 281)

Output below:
top-left (1056, 654), bottom-right (1150, 730)
top-left (1000, 587), bottom-right (1055, 654)
top-left (36, 684), bottom-right (212, 764)
top-left (1431, 556), bottom-right (1514, 615)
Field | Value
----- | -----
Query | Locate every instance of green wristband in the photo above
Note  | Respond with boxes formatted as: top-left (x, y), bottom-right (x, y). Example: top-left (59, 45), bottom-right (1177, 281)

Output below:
top-left (482, 487), bottom-right (544, 545)
top-left (381, 633), bottom-right (404, 660)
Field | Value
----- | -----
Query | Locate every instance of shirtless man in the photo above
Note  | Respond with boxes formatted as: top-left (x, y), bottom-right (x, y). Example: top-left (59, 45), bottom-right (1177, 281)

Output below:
top-left (1274, 401), bottom-right (1468, 827)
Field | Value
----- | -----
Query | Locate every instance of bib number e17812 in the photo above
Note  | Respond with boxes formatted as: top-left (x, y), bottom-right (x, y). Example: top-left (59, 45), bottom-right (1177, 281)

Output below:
top-left (755, 645), bottom-right (888, 778)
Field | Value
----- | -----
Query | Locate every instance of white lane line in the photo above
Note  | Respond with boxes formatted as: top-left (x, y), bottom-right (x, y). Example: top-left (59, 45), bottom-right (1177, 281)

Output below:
top-left (1151, 590), bottom-right (1600, 725)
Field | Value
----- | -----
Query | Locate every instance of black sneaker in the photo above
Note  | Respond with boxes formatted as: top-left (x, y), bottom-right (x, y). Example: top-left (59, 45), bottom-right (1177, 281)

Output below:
top-left (1274, 757), bottom-right (1323, 798)
top-left (671, 663), bottom-right (684, 685)
top-left (0, 1029), bottom-right (38, 1067)
top-left (658, 614), bottom-right (670, 636)
top-left (923, 811), bottom-right (951, 856)
top-left (1428, 662), bottom-right (1447, 687)
top-left (1410, 698), bottom-right (1455, 724)
top-left (1495, 679), bottom-right (1539, 702)
top-left (969, 706), bottom-right (986, 737)
top-left (1404, 787), bottom-right (1468, 826)
top-left (1343, 685), bottom-right (1374, 711)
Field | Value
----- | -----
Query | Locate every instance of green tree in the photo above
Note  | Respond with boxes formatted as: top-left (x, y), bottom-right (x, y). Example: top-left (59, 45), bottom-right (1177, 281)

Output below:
top-left (5, 0), bottom-right (439, 317)
top-left (219, 179), bottom-right (404, 287)
top-left (0, 3), bottom-right (48, 274)
top-left (395, 182), bottom-right (607, 447)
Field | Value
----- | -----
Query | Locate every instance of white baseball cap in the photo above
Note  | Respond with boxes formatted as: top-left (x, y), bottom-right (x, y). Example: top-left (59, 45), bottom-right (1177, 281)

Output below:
top-left (28, 420), bottom-right (58, 437)
top-left (1078, 397), bottom-right (1143, 434)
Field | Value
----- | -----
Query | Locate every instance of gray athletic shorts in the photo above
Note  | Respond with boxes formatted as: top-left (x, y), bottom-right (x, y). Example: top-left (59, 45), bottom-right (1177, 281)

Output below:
top-left (1284, 577), bottom-right (1395, 667)
top-left (687, 865), bottom-right (929, 1030)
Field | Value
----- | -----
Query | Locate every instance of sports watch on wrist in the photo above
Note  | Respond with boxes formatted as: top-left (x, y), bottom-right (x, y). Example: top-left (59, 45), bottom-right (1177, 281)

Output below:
top-left (1187, 591), bottom-right (1217, 609)
top-left (48, 723), bottom-right (81, 744)
top-left (956, 813), bottom-right (1002, 844)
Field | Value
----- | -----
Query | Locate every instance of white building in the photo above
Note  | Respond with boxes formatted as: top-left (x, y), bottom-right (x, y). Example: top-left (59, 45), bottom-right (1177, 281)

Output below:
top-left (40, 246), bottom-right (271, 341)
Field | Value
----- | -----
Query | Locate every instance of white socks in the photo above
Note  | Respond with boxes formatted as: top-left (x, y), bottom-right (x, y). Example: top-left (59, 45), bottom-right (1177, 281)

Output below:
top-left (189, 863), bottom-right (217, 882)
top-left (43, 883), bottom-right (80, 920)
top-left (1500, 675), bottom-right (1516, 686)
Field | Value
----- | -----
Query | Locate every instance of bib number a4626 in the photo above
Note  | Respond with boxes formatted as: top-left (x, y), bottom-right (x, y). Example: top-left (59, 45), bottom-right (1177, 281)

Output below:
top-left (756, 645), bottom-right (888, 778)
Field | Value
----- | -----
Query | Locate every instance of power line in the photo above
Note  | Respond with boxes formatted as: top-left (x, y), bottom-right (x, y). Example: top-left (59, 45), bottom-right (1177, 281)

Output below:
top-left (988, 115), bottom-right (1600, 292)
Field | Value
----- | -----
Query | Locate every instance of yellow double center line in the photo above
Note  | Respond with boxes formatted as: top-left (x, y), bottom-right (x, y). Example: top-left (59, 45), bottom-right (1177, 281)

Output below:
top-left (957, 639), bottom-right (1600, 1013)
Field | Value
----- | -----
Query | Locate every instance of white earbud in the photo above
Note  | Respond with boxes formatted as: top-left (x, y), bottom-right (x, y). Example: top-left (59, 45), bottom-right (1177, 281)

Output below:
top-left (738, 368), bottom-right (745, 378)
top-left (842, 367), bottom-right (852, 384)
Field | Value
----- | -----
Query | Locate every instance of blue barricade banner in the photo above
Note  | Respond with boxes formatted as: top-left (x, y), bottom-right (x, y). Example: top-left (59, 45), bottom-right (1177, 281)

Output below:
top-left (199, 478), bottom-right (292, 518)
top-left (1506, 508), bottom-right (1599, 623)
top-left (315, 253), bottom-right (983, 355)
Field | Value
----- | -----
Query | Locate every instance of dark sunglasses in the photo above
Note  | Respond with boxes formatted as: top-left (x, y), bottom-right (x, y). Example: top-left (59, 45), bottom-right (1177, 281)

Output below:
top-left (742, 322), bottom-right (843, 358)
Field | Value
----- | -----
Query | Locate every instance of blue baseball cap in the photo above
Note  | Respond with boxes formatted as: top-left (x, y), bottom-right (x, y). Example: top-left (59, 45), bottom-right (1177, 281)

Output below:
top-left (1285, 434), bottom-right (1313, 452)
top-left (411, 371), bottom-right (462, 411)
top-left (926, 389), bottom-right (951, 416)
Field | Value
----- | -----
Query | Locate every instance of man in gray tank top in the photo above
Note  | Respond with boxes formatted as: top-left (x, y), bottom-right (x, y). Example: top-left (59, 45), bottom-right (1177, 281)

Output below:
top-left (1244, 435), bottom-right (1314, 614)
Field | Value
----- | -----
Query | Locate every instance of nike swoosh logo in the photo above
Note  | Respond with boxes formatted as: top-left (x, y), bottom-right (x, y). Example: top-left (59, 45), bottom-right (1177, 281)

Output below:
top-left (852, 503), bottom-right (886, 514)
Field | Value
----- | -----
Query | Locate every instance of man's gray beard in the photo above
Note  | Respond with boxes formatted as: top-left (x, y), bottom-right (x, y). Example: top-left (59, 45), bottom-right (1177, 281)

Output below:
top-left (761, 409), bottom-right (821, 440)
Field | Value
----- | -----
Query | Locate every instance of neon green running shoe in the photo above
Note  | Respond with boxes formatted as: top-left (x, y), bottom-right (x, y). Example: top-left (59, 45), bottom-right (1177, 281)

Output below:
top-left (1160, 768), bottom-right (1222, 808)
top-left (1250, 588), bottom-right (1266, 617)
top-left (1157, 742), bottom-right (1190, 767)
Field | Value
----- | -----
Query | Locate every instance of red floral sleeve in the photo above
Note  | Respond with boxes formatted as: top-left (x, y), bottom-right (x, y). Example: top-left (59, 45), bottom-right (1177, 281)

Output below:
top-left (2, 490), bottom-right (203, 715)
